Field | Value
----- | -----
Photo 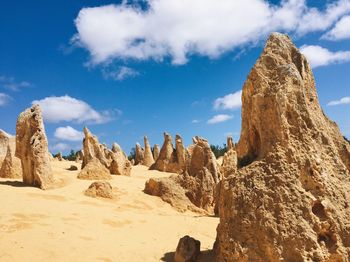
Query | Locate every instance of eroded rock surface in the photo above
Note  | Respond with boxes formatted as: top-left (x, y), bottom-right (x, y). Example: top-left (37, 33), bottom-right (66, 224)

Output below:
top-left (145, 136), bottom-right (220, 213)
top-left (215, 33), bottom-right (350, 261)
top-left (110, 143), bottom-right (131, 176)
top-left (77, 159), bottom-right (111, 180)
top-left (153, 144), bottom-right (160, 161)
top-left (15, 105), bottom-right (53, 189)
top-left (85, 181), bottom-right (114, 199)
top-left (174, 235), bottom-right (201, 262)
top-left (142, 136), bottom-right (154, 167)
top-left (220, 136), bottom-right (237, 178)
top-left (0, 145), bottom-right (21, 178)
top-left (135, 143), bottom-right (144, 165)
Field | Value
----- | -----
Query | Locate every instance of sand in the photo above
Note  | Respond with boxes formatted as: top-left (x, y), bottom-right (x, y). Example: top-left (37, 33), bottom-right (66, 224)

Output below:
top-left (0, 161), bottom-right (218, 262)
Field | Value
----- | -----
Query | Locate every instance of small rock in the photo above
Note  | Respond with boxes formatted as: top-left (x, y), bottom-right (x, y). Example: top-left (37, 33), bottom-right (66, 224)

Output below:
top-left (174, 235), bottom-right (201, 262)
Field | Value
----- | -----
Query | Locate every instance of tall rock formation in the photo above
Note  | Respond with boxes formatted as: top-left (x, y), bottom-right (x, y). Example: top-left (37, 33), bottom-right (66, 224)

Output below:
top-left (0, 129), bottom-right (22, 177)
top-left (15, 105), bottom-right (53, 189)
top-left (134, 143), bottom-right (144, 165)
top-left (153, 144), bottom-right (160, 161)
top-left (81, 127), bottom-right (109, 169)
top-left (150, 133), bottom-right (174, 171)
top-left (110, 142), bottom-right (131, 176)
top-left (220, 136), bottom-right (237, 178)
top-left (215, 33), bottom-right (350, 261)
top-left (0, 145), bottom-right (21, 178)
top-left (142, 136), bottom-right (154, 167)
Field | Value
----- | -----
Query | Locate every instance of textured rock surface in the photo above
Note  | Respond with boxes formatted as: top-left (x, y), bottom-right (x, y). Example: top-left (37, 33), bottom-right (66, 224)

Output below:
top-left (145, 136), bottom-right (220, 213)
top-left (215, 33), bottom-right (350, 261)
top-left (85, 181), bottom-right (114, 199)
top-left (153, 144), bottom-right (160, 161)
top-left (0, 145), bottom-right (21, 178)
top-left (150, 133), bottom-right (188, 173)
top-left (15, 105), bottom-right (53, 189)
top-left (150, 133), bottom-right (174, 171)
top-left (110, 143), bottom-right (131, 176)
top-left (174, 235), bottom-right (201, 262)
top-left (0, 130), bottom-right (21, 177)
top-left (135, 143), bottom-right (144, 165)
top-left (77, 159), bottom-right (111, 180)
top-left (142, 136), bottom-right (154, 167)
top-left (81, 127), bottom-right (109, 169)
top-left (220, 136), bottom-right (237, 178)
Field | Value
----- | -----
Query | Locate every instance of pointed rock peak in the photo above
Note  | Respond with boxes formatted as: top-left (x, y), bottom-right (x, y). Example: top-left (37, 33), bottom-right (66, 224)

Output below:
top-left (227, 136), bottom-right (235, 151)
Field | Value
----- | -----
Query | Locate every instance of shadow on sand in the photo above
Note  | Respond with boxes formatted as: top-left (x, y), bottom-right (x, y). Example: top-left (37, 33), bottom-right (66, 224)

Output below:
top-left (0, 180), bottom-right (29, 188)
top-left (160, 250), bottom-right (214, 262)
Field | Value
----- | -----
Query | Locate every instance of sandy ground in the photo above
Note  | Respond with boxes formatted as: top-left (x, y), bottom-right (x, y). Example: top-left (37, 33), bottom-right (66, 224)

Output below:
top-left (0, 161), bottom-right (218, 262)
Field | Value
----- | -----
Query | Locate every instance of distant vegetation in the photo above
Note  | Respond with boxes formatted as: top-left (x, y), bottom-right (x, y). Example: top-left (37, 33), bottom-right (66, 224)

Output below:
top-left (210, 144), bottom-right (227, 158)
top-left (52, 150), bottom-right (76, 161)
top-left (128, 147), bottom-right (136, 161)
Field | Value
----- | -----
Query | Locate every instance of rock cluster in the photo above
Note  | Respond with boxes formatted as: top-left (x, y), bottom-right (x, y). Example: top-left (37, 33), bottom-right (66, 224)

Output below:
top-left (145, 135), bottom-right (220, 213)
top-left (15, 105), bottom-right (53, 189)
top-left (150, 133), bottom-right (188, 173)
top-left (79, 127), bottom-right (131, 179)
top-left (174, 235), bottom-right (201, 262)
top-left (215, 33), bottom-right (350, 261)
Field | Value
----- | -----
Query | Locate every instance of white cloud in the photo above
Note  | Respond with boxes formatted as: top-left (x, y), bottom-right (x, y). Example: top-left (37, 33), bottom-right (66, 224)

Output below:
top-left (54, 126), bottom-right (84, 141)
top-left (214, 90), bottom-right (242, 110)
top-left (32, 95), bottom-right (113, 124)
top-left (72, 0), bottom-right (350, 66)
top-left (50, 142), bottom-right (71, 152)
top-left (192, 119), bottom-right (200, 124)
top-left (0, 75), bottom-right (32, 91)
top-left (328, 97), bottom-right (350, 106)
top-left (322, 15), bottom-right (350, 40)
top-left (207, 114), bottom-right (233, 124)
top-left (102, 66), bottom-right (139, 80)
top-left (300, 45), bottom-right (350, 68)
top-left (0, 93), bottom-right (11, 106)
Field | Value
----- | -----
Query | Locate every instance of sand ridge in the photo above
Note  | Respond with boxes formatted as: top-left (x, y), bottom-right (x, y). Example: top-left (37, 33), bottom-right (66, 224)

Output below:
top-left (0, 161), bottom-right (218, 261)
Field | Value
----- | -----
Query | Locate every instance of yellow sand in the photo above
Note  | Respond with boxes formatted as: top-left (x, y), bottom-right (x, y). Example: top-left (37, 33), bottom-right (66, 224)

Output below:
top-left (0, 161), bottom-right (218, 262)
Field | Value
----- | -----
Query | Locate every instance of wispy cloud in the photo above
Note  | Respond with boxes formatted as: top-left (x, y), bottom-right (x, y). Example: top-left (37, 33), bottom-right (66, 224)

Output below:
top-left (0, 75), bottom-right (32, 91)
top-left (50, 142), bottom-right (71, 152)
top-left (0, 93), bottom-right (11, 106)
top-left (192, 119), bottom-right (200, 124)
top-left (102, 66), bottom-right (139, 81)
top-left (72, 0), bottom-right (350, 65)
top-left (328, 97), bottom-right (350, 106)
top-left (32, 95), bottom-right (120, 124)
top-left (54, 126), bottom-right (84, 141)
top-left (207, 114), bottom-right (233, 124)
top-left (322, 15), bottom-right (350, 41)
top-left (300, 45), bottom-right (350, 68)
top-left (214, 90), bottom-right (242, 110)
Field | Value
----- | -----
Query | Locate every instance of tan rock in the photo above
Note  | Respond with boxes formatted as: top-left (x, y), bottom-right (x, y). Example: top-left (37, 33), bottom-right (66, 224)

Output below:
top-left (56, 152), bottom-right (63, 161)
top-left (135, 142), bottom-right (144, 165)
top-left (175, 134), bottom-right (187, 173)
top-left (85, 181), bottom-right (114, 199)
top-left (215, 33), bottom-right (350, 261)
top-left (81, 127), bottom-right (109, 169)
top-left (174, 235), bottom-right (201, 262)
top-left (153, 144), bottom-right (160, 161)
top-left (15, 105), bottom-right (53, 189)
top-left (0, 130), bottom-right (22, 177)
top-left (77, 158), bottom-right (111, 180)
top-left (150, 133), bottom-right (174, 172)
top-left (142, 136), bottom-right (154, 167)
top-left (145, 136), bottom-right (220, 213)
top-left (110, 142), bottom-right (131, 176)
top-left (75, 150), bottom-right (83, 162)
top-left (220, 136), bottom-right (237, 178)
top-left (0, 145), bottom-right (21, 178)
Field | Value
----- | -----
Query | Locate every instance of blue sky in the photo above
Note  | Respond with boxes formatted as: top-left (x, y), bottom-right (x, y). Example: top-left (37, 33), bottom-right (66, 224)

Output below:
top-left (0, 0), bottom-right (350, 155)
